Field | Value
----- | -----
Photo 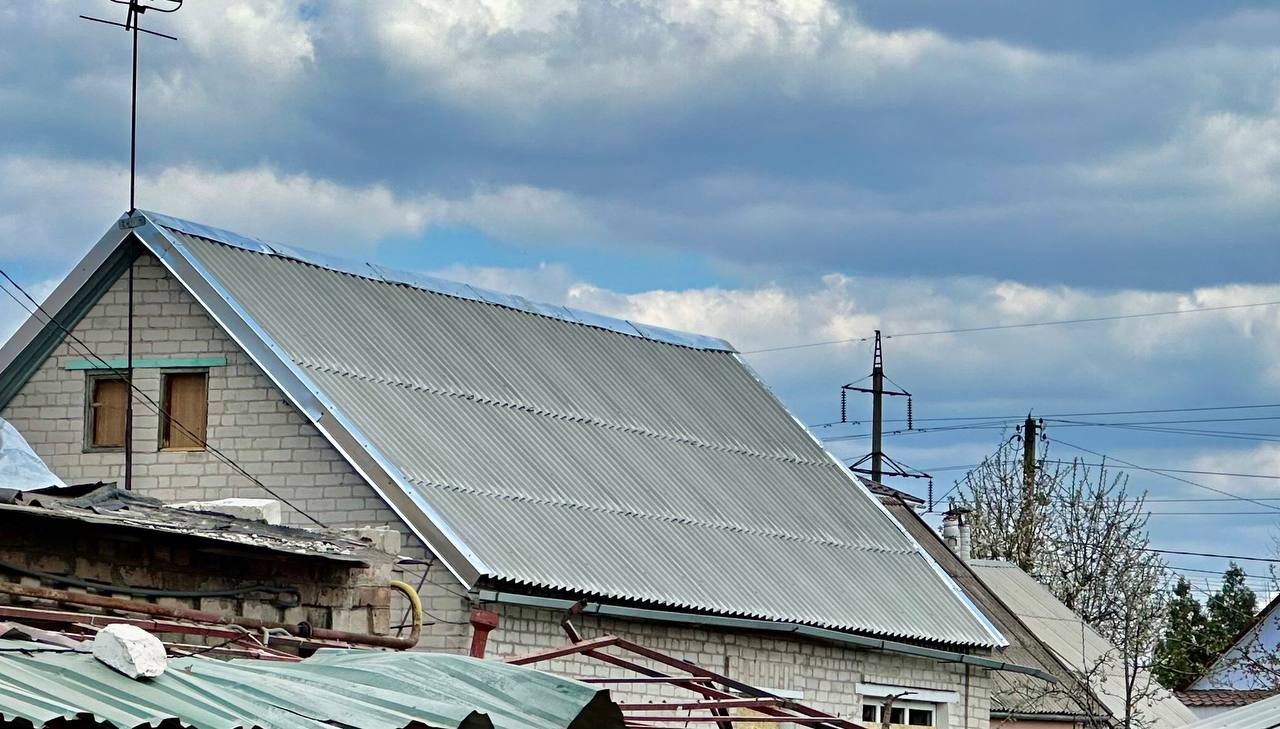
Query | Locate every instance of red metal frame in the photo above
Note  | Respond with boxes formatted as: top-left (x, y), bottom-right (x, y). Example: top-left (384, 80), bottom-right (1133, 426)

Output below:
top-left (509, 635), bottom-right (867, 729)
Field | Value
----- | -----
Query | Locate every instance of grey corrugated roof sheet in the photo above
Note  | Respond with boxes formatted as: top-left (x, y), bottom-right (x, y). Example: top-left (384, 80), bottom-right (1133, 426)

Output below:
top-left (881, 500), bottom-right (1098, 720)
top-left (3, 210), bottom-right (1003, 648)
top-left (0, 642), bottom-right (621, 729)
top-left (969, 560), bottom-right (1195, 729)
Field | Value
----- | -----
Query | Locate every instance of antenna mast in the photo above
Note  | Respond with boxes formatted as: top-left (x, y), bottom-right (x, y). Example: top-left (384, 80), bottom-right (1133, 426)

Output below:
top-left (80, 1), bottom-right (183, 491)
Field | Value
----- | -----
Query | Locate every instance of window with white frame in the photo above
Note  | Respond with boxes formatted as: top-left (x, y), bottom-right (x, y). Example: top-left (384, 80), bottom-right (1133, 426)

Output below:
top-left (856, 683), bottom-right (957, 729)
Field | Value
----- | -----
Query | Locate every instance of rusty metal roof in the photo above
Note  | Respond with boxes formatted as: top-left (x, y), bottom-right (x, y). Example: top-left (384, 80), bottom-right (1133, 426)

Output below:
top-left (0, 641), bottom-right (622, 729)
top-left (0, 210), bottom-right (1005, 648)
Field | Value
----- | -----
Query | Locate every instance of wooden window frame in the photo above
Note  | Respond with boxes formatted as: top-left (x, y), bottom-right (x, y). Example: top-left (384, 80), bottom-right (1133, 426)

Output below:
top-left (83, 373), bottom-right (129, 452)
top-left (158, 369), bottom-right (209, 452)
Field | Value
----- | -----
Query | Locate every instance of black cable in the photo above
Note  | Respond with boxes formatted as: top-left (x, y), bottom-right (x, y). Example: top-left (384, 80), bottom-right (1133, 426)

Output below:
top-left (742, 298), bottom-right (1280, 354)
top-left (1048, 436), bottom-right (1280, 513)
top-left (812, 406), bottom-right (1280, 430)
top-left (0, 271), bottom-right (326, 528)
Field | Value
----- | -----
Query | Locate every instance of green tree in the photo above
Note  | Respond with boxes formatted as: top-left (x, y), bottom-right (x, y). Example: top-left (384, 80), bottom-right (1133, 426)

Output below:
top-left (1205, 563), bottom-right (1258, 658)
top-left (1153, 577), bottom-right (1209, 689)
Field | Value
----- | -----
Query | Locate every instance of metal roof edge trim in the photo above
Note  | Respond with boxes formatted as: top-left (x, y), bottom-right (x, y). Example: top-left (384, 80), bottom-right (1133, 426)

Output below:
top-left (727, 352), bottom-right (1008, 649)
top-left (0, 214), bottom-right (136, 410)
top-left (479, 590), bottom-right (1055, 682)
top-left (142, 210), bottom-right (734, 353)
top-left (133, 212), bottom-right (490, 586)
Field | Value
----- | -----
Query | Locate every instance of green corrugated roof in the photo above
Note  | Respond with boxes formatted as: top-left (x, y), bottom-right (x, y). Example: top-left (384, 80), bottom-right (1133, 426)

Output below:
top-left (0, 642), bottom-right (622, 729)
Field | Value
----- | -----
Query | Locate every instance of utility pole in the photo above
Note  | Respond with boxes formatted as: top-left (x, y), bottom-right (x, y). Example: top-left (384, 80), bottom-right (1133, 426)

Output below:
top-left (1017, 414), bottom-right (1041, 571)
top-left (1022, 415), bottom-right (1038, 500)
top-left (843, 331), bottom-right (930, 493)
top-left (870, 333), bottom-right (885, 482)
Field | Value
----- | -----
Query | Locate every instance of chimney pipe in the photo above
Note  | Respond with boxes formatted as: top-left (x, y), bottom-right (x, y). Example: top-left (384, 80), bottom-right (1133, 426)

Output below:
top-left (941, 507), bottom-right (973, 562)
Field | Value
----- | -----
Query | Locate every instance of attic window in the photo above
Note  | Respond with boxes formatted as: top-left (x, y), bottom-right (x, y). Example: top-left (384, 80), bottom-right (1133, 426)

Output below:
top-left (160, 371), bottom-right (208, 451)
top-left (86, 375), bottom-right (128, 450)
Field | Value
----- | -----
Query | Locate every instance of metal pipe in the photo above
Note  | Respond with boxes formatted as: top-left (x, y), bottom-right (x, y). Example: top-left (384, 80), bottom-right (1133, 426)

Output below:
top-left (0, 580), bottom-right (418, 650)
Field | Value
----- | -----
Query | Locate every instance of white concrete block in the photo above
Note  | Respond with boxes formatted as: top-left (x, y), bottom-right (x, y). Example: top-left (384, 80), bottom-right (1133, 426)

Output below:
top-left (169, 497), bottom-right (282, 525)
top-left (92, 624), bottom-right (167, 679)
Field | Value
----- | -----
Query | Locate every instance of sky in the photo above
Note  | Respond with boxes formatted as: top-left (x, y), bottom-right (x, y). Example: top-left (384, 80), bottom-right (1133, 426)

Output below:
top-left (3, 0), bottom-right (1280, 600)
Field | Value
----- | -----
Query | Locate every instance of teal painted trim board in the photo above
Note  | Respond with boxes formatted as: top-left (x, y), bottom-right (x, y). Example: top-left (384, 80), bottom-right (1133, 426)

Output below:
top-left (65, 356), bottom-right (227, 371)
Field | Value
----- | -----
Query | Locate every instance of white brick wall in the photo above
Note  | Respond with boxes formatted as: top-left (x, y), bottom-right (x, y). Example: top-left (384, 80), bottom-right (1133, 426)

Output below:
top-left (1, 253), bottom-right (993, 728)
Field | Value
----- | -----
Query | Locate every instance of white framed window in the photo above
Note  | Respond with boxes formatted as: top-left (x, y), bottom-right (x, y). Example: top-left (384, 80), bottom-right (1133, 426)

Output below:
top-left (857, 683), bottom-right (957, 729)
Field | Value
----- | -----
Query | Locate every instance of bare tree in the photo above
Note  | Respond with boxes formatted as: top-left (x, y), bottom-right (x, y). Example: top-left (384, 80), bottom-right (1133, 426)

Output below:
top-left (962, 439), bottom-right (1169, 728)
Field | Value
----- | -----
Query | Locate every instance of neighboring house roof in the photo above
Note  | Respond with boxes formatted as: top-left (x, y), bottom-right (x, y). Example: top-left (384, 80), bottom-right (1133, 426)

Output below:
top-left (1179, 688), bottom-right (1280, 708)
top-left (881, 499), bottom-right (1099, 722)
top-left (0, 640), bottom-right (622, 729)
top-left (0, 483), bottom-right (395, 565)
top-left (1191, 591), bottom-right (1280, 691)
top-left (0, 210), bottom-right (1004, 648)
top-left (969, 560), bottom-right (1196, 729)
top-left (1183, 690), bottom-right (1280, 729)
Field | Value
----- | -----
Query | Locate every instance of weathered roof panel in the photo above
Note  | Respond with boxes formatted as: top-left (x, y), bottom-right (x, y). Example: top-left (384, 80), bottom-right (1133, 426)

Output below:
top-left (0, 485), bottom-right (393, 565)
top-left (0, 642), bottom-right (620, 729)
top-left (970, 560), bottom-right (1195, 728)
top-left (882, 500), bottom-right (1095, 719)
top-left (113, 212), bottom-right (1002, 646)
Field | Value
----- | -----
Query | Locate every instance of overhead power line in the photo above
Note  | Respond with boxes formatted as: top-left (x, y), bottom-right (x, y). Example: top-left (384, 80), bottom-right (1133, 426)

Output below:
top-left (810, 402), bottom-right (1280, 429)
top-left (1047, 436), bottom-right (1280, 514)
top-left (742, 298), bottom-right (1280, 354)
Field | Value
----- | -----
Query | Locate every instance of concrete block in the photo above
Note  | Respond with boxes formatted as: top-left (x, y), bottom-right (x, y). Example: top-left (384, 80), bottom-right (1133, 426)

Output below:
top-left (92, 624), bottom-right (167, 679)
top-left (169, 498), bottom-right (282, 525)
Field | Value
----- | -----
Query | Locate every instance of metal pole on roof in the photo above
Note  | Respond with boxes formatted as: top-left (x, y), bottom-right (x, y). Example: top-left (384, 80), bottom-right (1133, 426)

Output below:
top-left (125, 251), bottom-right (134, 491)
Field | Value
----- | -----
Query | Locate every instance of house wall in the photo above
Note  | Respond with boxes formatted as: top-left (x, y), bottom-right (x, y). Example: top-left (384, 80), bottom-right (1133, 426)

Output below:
top-left (2, 253), bottom-right (996, 727)
top-left (1192, 610), bottom-right (1280, 690)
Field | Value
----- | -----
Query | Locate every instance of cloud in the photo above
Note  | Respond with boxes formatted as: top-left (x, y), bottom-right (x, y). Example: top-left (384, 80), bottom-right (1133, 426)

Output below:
top-left (0, 155), bottom-right (597, 257)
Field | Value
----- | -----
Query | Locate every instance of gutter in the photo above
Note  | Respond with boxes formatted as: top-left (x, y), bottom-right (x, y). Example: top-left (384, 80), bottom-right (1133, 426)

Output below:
top-left (991, 712), bottom-right (1095, 722)
top-left (476, 590), bottom-right (1057, 683)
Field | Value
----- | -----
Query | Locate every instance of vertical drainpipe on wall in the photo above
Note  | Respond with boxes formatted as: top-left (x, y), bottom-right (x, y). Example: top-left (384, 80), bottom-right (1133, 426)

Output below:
top-left (964, 664), bottom-right (971, 729)
top-left (124, 249), bottom-right (134, 491)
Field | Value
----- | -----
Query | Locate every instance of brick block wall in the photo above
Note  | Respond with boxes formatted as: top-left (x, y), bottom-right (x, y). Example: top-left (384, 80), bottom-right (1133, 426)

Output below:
top-left (0, 510), bottom-right (394, 636)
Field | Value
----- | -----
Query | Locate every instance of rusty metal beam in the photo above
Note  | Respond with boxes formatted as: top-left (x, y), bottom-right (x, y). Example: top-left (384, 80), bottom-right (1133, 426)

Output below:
top-left (0, 580), bottom-right (417, 650)
top-left (507, 634), bottom-right (621, 664)
top-left (620, 698), bottom-right (785, 711)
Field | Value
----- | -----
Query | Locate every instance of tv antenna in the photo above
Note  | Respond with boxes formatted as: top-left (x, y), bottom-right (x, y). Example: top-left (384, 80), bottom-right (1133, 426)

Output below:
top-left (80, 0), bottom-right (183, 213)
top-left (78, 1), bottom-right (182, 492)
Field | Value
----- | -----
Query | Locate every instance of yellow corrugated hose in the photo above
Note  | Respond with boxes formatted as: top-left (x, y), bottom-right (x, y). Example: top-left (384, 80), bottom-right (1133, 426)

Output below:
top-left (389, 580), bottom-right (423, 647)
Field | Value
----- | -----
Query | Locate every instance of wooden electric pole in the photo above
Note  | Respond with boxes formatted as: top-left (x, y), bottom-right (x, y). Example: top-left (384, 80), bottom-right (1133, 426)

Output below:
top-left (1017, 415), bottom-right (1041, 571)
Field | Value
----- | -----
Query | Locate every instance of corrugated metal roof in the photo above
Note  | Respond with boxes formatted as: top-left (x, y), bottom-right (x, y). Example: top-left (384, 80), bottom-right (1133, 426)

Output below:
top-left (1184, 692), bottom-right (1280, 729)
top-left (969, 560), bottom-right (1196, 729)
top-left (119, 212), bottom-right (1002, 647)
top-left (0, 642), bottom-right (621, 729)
